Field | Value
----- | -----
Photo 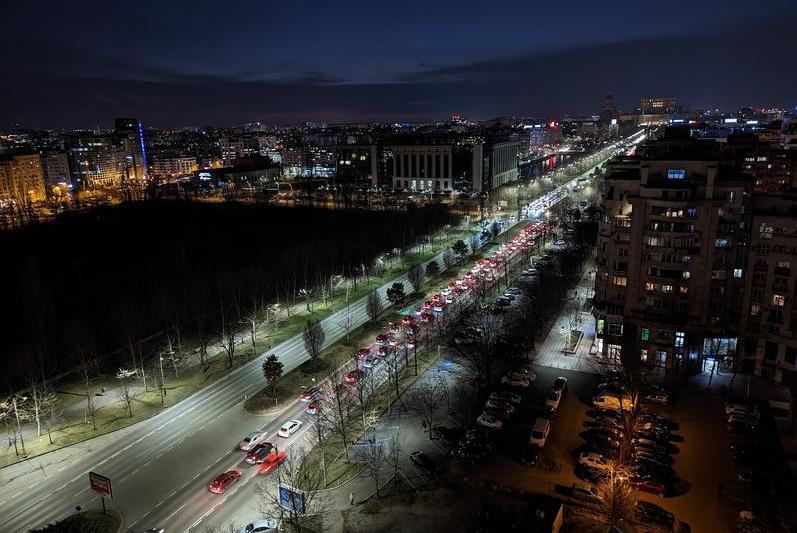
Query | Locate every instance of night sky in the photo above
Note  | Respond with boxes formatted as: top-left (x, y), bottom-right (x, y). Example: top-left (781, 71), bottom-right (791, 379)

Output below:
top-left (3, 0), bottom-right (796, 128)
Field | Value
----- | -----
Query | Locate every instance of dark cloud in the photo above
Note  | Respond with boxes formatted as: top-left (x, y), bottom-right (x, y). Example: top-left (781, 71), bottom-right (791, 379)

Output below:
top-left (2, 6), bottom-right (796, 128)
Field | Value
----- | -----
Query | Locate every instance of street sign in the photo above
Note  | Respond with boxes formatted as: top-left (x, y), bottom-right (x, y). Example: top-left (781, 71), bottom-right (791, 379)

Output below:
top-left (88, 471), bottom-right (113, 501)
top-left (278, 483), bottom-right (305, 515)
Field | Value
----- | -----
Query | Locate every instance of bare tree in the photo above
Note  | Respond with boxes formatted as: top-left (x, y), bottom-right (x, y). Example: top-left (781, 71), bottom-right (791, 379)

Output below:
top-left (299, 287), bottom-right (313, 313)
top-left (255, 447), bottom-right (331, 532)
top-left (359, 438), bottom-right (390, 498)
top-left (0, 395), bottom-right (31, 457)
top-left (319, 368), bottom-right (354, 460)
top-left (116, 368), bottom-right (137, 418)
top-left (408, 263), bottom-right (424, 294)
top-left (218, 297), bottom-right (237, 369)
top-left (366, 290), bottom-right (382, 322)
top-left (404, 380), bottom-right (447, 439)
top-left (384, 344), bottom-right (405, 401)
top-left (442, 249), bottom-right (455, 270)
top-left (27, 378), bottom-right (57, 438)
top-left (75, 338), bottom-right (97, 431)
top-left (469, 233), bottom-right (480, 255)
top-left (302, 318), bottom-right (326, 372)
top-left (244, 294), bottom-right (264, 355)
top-left (597, 461), bottom-right (636, 527)
top-left (165, 333), bottom-right (185, 379)
top-left (452, 312), bottom-right (504, 400)
top-left (336, 302), bottom-right (355, 344)
top-left (351, 369), bottom-right (375, 429)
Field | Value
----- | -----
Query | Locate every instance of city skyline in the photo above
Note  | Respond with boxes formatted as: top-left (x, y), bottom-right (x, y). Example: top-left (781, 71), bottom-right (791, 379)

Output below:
top-left (3, 0), bottom-right (797, 128)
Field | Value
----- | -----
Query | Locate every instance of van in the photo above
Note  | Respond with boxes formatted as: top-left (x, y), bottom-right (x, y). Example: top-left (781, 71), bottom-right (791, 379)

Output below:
top-left (592, 395), bottom-right (632, 411)
top-left (529, 418), bottom-right (551, 447)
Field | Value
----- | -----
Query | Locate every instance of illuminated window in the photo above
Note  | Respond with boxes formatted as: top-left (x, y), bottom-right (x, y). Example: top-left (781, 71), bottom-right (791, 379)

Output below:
top-left (773, 294), bottom-right (785, 307)
top-left (682, 271), bottom-right (691, 280)
top-left (662, 284), bottom-right (674, 293)
top-left (733, 268), bottom-right (744, 278)
top-left (679, 286), bottom-right (688, 294)
top-left (612, 276), bottom-right (627, 287)
top-left (645, 282), bottom-right (656, 291)
top-left (667, 169), bottom-right (686, 180)
top-left (675, 331), bottom-right (685, 348)
top-left (751, 304), bottom-right (761, 316)
top-left (641, 328), bottom-right (650, 341)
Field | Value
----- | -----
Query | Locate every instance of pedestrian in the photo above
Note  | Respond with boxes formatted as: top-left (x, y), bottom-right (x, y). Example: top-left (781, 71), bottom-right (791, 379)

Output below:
top-left (349, 492), bottom-right (355, 505)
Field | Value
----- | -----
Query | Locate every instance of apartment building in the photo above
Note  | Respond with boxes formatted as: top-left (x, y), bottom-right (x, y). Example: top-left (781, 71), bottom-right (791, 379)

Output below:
top-left (594, 129), bottom-right (752, 377)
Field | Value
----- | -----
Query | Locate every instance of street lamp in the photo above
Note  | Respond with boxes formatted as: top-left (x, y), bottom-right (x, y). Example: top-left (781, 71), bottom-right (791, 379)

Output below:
top-left (158, 354), bottom-right (168, 406)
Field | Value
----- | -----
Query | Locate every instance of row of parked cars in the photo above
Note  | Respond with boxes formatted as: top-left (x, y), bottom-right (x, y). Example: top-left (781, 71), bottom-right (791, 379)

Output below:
top-left (477, 371), bottom-right (533, 430)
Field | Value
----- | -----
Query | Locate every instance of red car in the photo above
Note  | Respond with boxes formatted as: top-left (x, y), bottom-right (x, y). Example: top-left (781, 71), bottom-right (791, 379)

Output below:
top-left (388, 322), bottom-right (400, 333)
top-left (258, 448), bottom-right (288, 475)
top-left (305, 400), bottom-right (319, 415)
top-left (299, 387), bottom-right (321, 402)
top-left (356, 347), bottom-right (371, 359)
top-left (629, 477), bottom-right (667, 496)
top-left (377, 346), bottom-right (390, 357)
top-left (401, 315), bottom-right (414, 325)
top-left (375, 334), bottom-right (389, 345)
top-left (208, 470), bottom-right (241, 494)
top-left (345, 369), bottom-right (364, 384)
top-left (420, 312), bottom-right (435, 323)
top-left (422, 301), bottom-right (433, 311)
top-left (245, 443), bottom-right (275, 464)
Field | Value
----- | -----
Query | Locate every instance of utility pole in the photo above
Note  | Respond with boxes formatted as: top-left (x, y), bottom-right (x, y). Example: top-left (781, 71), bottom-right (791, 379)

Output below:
top-left (158, 353), bottom-right (168, 406)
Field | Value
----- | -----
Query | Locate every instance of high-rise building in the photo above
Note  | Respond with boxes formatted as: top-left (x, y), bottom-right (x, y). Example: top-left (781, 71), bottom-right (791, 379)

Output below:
top-left (593, 129), bottom-right (751, 377)
top-left (0, 154), bottom-right (47, 203)
top-left (640, 97), bottom-right (679, 115)
top-left (41, 150), bottom-right (72, 190)
top-left (114, 118), bottom-right (148, 181)
top-left (69, 135), bottom-right (125, 189)
top-left (151, 155), bottom-right (198, 179)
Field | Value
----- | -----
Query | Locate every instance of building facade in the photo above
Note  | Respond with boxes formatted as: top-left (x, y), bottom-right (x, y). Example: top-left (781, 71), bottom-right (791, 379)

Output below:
top-left (0, 154), bottom-right (47, 203)
top-left (41, 150), bottom-right (72, 190)
top-left (151, 155), bottom-right (198, 179)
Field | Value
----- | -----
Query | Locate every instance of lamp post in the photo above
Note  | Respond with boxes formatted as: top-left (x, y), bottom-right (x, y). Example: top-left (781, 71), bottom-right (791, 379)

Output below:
top-left (12, 395), bottom-right (28, 458)
top-left (159, 354), bottom-right (168, 406)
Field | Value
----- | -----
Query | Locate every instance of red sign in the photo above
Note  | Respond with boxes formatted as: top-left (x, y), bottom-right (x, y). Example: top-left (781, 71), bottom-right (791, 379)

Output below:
top-left (89, 471), bottom-right (113, 500)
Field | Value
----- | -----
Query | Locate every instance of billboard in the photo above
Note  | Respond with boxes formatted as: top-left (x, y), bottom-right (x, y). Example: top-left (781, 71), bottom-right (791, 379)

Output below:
top-left (88, 471), bottom-right (113, 500)
top-left (279, 483), bottom-right (305, 514)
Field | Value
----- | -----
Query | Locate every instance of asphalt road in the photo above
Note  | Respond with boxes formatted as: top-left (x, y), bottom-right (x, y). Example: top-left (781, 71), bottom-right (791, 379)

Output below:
top-left (0, 138), bottom-right (633, 533)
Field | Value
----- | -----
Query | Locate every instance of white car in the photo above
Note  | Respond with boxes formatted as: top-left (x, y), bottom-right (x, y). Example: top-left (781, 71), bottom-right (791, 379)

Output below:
top-left (238, 517), bottom-right (282, 533)
top-left (578, 452), bottom-right (611, 471)
top-left (643, 392), bottom-right (669, 405)
top-left (477, 413), bottom-right (503, 430)
top-left (239, 431), bottom-right (269, 451)
top-left (278, 420), bottom-right (302, 438)
top-left (544, 390), bottom-right (562, 410)
top-left (441, 287), bottom-right (452, 296)
top-left (490, 391), bottom-right (521, 406)
top-left (485, 399), bottom-right (515, 415)
top-left (501, 375), bottom-right (530, 388)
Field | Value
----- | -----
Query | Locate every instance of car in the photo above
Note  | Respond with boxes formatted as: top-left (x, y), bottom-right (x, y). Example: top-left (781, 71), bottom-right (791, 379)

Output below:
top-left (594, 408), bottom-right (623, 421)
top-left (586, 433), bottom-right (622, 455)
top-left (725, 403), bottom-right (759, 417)
top-left (569, 483), bottom-right (603, 505)
top-left (544, 390), bottom-right (562, 410)
top-left (420, 312), bottom-right (435, 323)
top-left (240, 431), bottom-right (269, 451)
top-left (520, 443), bottom-right (539, 466)
top-left (507, 287), bottom-right (520, 295)
top-left (593, 395), bottom-right (632, 411)
top-left (450, 445), bottom-right (487, 463)
top-left (483, 404), bottom-right (513, 420)
top-left (630, 460), bottom-right (676, 481)
top-left (410, 451), bottom-right (440, 476)
top-left (632, 449), bottom-right (674, 466)
top-left (635, 501), bottom-right (674, 528)
top-left (208, 470), bottom-right (241, 494)
top-left (633, 430), bottom-right (669, 444)
top-left (344, 369), bottom-right (364, 384)
top-left (578, 452), bottom-right (611, 471)
top-left (305, 400), bottom-right (319, 415)
top-left (489, 391), bottom-right (521, 406)
top-left (644, 392), bottom-right (669, 405)
top-left (141, 529), bottom-right (165, 533)
top-left (495, 297), bottom-right (511, 307)
top-left (374, 334), bottom-right (389, 346)
top-left (730, 441), bottom-right (762, 463)
top-left (278, 420), bottom-right (302, 438)
top-left (553, 377), bottom-right (568, 393)
top-left (635, 420), bottom-right (670, 437)
top-left (502, 293), bottom-right (516, 301)
top-left (727, 418), bottom-right (757, 433)
top-left (485, 399), bottom-right (515, 416)
top-left (574, 464), bottom-right (606, 483)
top-left (737, 470), bottom-right (775, 492)
top-left (629, 476), bottom-right (667, 496)
top-left (477, 413), bottom-right (503, 430)
top-left (632, 437), bottom-right (668, 455)
top-left (355, 347), bottom-right (371, 359)
top-left (401, 315), bottom-right (414, 326)
top-left (237, 517), bottom-right (282, 533)
top-left (726, 406), bottom-right (760, 421)
top-left (299, 387), bottom-right (321, 402)
top-left (501, 375), bottom-right (530, 388)
top-left (590, 425), bottom-right (625, 440)
top-left (245, 443), bottom-right (276, 464)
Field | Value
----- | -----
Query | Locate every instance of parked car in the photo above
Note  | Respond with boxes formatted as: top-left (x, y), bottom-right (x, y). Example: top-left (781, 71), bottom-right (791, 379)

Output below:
top-left (236, 517), bottom-right (281, 533)
top-left (628, 476), bottom-right (667, 496)
top-left (544, 390), bottom-right (562, 410)
top-left (520, 443), bottom-right (539, 466)
top-left (730, 441), bottom-right (762, 464)
top-left (632, 449), bottom-right (674, 467)
top-left (277, 419), bottom-right (302, 438)
top-left (593, 395), bottom-right (632, 411)
top-left (344, 369), bottom-right (364, 384)
top-left (727, 418), bottom-right (758, 433)
top-left (644, 392), bottom-right (669, 405)
top-left (635, 501), bottom-right (674, 529)
top-left (553, 376), bottom-right (568, 394)
top-left (490, 391), bottom-right (521, 406)
top-left (737, 470), bottom-right (775, 493)
top-left (485, 399), bottom-right (515, 416)
top-left (240, 431), bottom-right (269, 451)
top-left (725, 403), bottom-right (759, 418)
top-left (569, 483), bottom-right (603, 505)
top-left (501, 374), bottom-right (530, 388)
top-left (578, 452), bottom-right (611, 471)
top-left (299, 387), bottom-right (321, 402)
top-left (410, 451), bottom-right (440, 476)
top-left (477, 413), bottom-right (503, 430)
top-left (208, 470), bottom-right (241, 494)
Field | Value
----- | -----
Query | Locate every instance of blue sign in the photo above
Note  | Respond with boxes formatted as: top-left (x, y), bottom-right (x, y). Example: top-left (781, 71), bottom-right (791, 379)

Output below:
top-left (279, 483), bottom-right (306, 514)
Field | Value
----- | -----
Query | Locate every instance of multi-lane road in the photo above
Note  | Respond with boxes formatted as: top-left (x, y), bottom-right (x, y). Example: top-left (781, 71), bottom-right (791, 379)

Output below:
top-left (0, 135), bottom-right (639, 533)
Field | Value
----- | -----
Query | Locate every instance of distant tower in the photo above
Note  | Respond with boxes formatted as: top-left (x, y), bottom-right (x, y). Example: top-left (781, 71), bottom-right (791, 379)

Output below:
top-left (600, 93), bottom-right (617, 123)
top-left (114, 118), bottom-right (148, 181)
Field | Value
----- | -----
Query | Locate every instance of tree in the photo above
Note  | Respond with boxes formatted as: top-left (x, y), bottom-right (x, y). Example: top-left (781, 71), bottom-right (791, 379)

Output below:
top-left (366, 289), bottom-right (383, 322)
top-left (404, 379), bottom-right (447, 439)
top-left (27, 378), bottom-right (57, 438)
top-left (407, 263), bottom-right (424, 294)
top-left (244, 295), bottom-right (264, 355)
top-left (452, 312), bottom-right (504, 401)
top-left (597, 461), bottom-right (636, 527)
top-left (319, 368), bottom-right (354, 460)
top-left (302, 318), bottom-right (326, 372)
top-left (384, 342), bottom-right (405, 401)
top-left (218, 297), bottom-right (238, 369)
top-left (489, 221), bottom-right (501, 242)
top-left (451, 240), bottom-right (469, 260)
top-left (426, 260), bottom-right (440, 277)
top-left (336, 302), bottom-right (355, 344)
top-left (386, 282), bottom-right (406, 308)
top-left (0, 395), bottom-right (31, 457)
top-left (359, 438), bottom-right (390, 499)
top-left (442, 249), bottom-right (455, 270)
top-left (255, 447), bottom-right (331, 533)
top-left (298, 287), bottom-right (313, 313)
top-left (75, 337), bottom-right (98, 431)
top-left (116, 368), bottom-right (137, 418)
top-left (262, 354), bottom-right (284, 395)
top-left (469, 233), bottom-right (480, 256)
